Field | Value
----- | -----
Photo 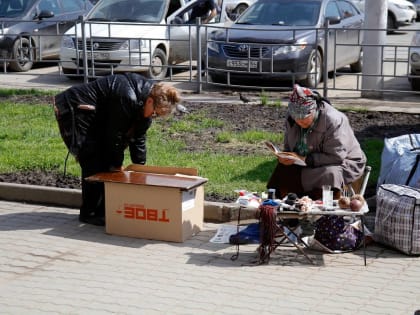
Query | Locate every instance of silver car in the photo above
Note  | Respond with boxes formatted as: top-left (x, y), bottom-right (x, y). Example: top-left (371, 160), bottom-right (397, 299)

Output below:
top-left (207, 0), bottom-right (364, 88)
top-left (409, 30), bottom-right (420, 90)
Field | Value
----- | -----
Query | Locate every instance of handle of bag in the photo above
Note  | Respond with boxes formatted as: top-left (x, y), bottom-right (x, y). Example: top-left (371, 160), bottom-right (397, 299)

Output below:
top-left (405, 154), bottom-right (420, 186)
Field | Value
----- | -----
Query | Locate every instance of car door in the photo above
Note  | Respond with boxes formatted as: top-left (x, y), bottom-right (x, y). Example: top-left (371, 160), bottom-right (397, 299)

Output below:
top-left (33, 0), bottom-right (89, 58)
top-left (336, 0), bottom-right (363, 65)
top-left (167, 0), bottom-right (227, 64)
top-left (324, 0), bottom-right (348, 70)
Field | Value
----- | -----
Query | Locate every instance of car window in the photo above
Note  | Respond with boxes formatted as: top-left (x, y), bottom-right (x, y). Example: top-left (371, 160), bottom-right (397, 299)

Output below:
top-left (38, 0), bottom-right (62, 13)
top-left (337, 1), bottom-right (357, 19)
top-left (0, 0), bottom-right (25, 17)
top-left (325, 1), bottom-right (340, 19)
top-left (236, 0), bottom-right (320, 26)
top-left (88, 0), bottom-right (167, 23)
top-left (61, 0), bottom-right (86, 11)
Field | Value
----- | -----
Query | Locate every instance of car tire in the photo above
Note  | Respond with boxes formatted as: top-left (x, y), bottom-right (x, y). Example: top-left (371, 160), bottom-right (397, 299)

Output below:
top-left (387, 14), bottom-right (397, 33)
top-left (146, 48), bottom-right (167, 80)
top-left (233, 4), bottom-right (248, 16)
top-left (411, 78), bottom-right (420, 91)
top-left (350, 49), bottom-right (363, 73)
top-left (209, 72), bottom-right (226, 83)
top-left (9, 38), bottom-right (34, 72)
top-left (300, 50), bottom-right (322, 88)
top-left (62, 68), bottom-right (83, 80)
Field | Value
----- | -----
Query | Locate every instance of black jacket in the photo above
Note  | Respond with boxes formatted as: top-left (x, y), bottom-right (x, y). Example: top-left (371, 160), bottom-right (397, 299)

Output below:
top-left (55, 73), bottom-right (153, 168)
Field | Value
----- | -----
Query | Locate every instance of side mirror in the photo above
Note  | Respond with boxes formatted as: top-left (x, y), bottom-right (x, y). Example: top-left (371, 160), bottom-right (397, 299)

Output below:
top-left (37, 10), bottom-right (54, 20)
top-left (325, 16), bottom-right (341, 26)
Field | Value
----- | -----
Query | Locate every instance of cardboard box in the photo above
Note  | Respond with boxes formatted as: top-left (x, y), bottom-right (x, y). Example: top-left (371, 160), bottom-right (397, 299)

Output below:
top-left (86, 164), bottom-right (207, 242)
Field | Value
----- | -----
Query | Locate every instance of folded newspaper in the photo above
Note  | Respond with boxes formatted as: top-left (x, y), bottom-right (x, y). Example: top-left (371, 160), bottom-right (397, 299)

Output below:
top-left (264, 141), bottom-right (307, 166)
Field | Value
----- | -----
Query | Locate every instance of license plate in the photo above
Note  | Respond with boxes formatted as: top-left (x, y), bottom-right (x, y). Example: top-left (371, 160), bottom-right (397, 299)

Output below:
top-left (79, 51), bottom-right (110, 60)
top-left (226, 59), bottom-right (258, 68)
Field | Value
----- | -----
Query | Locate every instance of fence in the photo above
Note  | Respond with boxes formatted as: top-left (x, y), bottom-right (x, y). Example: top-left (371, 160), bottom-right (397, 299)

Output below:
top-left (0, 17), bottom-right (419, 97)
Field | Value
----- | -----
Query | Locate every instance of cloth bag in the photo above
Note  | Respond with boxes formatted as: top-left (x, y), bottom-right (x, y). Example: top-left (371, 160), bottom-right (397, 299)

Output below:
top-left (377, 134), bottom-right (420, 189)
top-left (374, 184), bottom-right (420, 255)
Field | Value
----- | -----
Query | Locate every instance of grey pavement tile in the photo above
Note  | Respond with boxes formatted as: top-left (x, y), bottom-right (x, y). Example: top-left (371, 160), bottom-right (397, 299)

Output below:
top-left (1, 200), bottom-right (420, 314)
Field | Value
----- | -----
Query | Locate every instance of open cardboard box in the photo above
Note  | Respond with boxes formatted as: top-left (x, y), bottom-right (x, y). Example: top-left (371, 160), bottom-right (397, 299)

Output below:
top-left (86, 164), bottom-right (208, 242)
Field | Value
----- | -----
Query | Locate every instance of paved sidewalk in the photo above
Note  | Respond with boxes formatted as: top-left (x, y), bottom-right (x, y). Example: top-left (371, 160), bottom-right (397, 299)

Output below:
top-left (1, 200), bottom-right (419, 315)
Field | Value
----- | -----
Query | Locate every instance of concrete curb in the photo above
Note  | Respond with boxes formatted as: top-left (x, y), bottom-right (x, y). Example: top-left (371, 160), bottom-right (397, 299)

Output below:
top-left (0, 182), bottom-right (259, 222)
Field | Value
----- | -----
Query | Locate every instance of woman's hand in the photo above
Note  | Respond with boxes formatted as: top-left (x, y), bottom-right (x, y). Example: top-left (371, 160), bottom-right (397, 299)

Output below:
top-left (109, 166), bottom-right (124, 172)
top-left (278, 152), bottom-right (305, 166)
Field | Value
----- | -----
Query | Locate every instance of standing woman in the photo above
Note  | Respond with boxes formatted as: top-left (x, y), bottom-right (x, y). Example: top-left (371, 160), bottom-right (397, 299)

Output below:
top-left (54, 73), bottom-right (181, 226)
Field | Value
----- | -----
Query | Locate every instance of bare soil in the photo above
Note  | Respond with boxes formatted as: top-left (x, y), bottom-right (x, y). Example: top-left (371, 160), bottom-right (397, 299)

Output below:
top-left (1, 94), bottom-right (419, 202)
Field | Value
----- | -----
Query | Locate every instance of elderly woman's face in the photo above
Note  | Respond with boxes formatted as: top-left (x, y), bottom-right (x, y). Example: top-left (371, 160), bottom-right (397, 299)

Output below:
top-left (294, 111), bottom-right (315, 129)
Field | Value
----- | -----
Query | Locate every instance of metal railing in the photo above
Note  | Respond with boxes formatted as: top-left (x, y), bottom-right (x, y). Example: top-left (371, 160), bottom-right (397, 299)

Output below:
top-left (1, 17), bottom-right (419, 97)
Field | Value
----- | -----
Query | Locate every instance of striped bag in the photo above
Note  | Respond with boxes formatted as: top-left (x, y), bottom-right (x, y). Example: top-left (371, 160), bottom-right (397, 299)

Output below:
top-left (374, 184), bottom-right (420, 255)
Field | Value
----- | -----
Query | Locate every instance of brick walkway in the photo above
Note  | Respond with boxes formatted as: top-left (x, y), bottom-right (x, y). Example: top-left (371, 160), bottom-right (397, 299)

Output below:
top-left (0, 200), bottom-right (419, 314)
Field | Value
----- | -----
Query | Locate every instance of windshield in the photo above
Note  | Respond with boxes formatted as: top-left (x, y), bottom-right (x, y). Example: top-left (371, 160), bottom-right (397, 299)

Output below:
top-left (236, 0), bottom-right (321, 26)
top-left (0, 0), bottom-right (33, 18)
top-left (87, 0), bottom-right (167, 23)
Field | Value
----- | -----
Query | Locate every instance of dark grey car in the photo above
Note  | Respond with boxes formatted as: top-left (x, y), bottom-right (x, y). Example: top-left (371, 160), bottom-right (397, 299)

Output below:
top-left (0, 0), bottom-right (92, 71)
top-left (207, 0), bottom-right (364, 88)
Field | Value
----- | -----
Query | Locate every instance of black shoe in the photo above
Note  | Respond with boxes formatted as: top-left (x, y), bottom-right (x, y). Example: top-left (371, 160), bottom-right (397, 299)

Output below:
top-left (79, 215), bottom-right (105, 226)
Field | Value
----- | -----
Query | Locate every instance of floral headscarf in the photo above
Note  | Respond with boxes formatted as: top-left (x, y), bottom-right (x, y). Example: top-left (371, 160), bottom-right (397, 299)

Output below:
top-left (287, 84), bottom-right (318, 120)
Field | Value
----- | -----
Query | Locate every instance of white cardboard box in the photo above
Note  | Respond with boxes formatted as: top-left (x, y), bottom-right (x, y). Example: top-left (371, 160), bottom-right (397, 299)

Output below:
top-left (87, 164), bottom-right (207, 242)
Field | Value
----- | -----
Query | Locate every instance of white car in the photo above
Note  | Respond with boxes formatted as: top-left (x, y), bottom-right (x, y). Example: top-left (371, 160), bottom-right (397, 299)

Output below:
top-left (409, 31), bottom-right (420, 90)
top-left (223, 0), bottom-right (257, 20)
top-left (60, 0), bottom-right (232, 79)
top-left (350, 0), bottom-right (416, 30)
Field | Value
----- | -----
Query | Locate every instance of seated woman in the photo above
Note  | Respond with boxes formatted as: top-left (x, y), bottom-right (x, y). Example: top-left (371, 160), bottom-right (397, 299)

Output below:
top-left (267, 84), bottom-right (366, 200)
top-left (266, 84), bottom-right (368, 251)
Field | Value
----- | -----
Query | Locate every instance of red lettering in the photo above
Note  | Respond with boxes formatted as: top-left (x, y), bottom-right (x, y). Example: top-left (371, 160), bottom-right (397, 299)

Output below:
top-left (146, 209), bottom-right (157, 221)
top-left (136, 207), bottom-right (146, 220)
top-left (159, 209), bottom-right (170, 222)
top-left (121, 204), bottom-right (170, 222)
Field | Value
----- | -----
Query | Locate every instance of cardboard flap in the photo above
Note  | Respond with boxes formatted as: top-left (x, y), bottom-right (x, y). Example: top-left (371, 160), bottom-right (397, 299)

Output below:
top-left (125, 164), bottom-right (198, 176)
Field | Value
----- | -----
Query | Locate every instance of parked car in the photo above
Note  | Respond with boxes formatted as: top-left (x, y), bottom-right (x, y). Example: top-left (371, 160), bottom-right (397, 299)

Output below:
top-left (59, 0), bottom-right (232, 79)
top-left (409, 30), bottom-right (420, 90)
top-left (0, 0), bottom-right (93, 71)
top-left (350, 0), bottom-right (416, 30)
top-left (207, 0), bottom-right (364, 88)
top-left (407, 0), bottom-right (420, 20)
top-left (224, 0), bottom-right (257, 20)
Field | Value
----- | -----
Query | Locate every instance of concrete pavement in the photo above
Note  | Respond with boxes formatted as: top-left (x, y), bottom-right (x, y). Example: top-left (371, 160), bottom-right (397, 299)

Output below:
top-left (0, 199), bottom-right (420, 315)
top-left (1, 67), bottom-right (420, 314)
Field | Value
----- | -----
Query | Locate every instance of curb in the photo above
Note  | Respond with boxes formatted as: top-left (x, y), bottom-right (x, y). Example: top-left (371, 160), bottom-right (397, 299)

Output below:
top-left (0, 182), bottom-right (258, 222)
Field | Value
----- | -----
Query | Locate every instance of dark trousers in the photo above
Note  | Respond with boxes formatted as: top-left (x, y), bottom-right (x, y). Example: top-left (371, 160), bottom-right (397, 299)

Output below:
top-left (78, 143), bottom-right (110, 219)
top-left (266, 162), bottom-right (341, 201)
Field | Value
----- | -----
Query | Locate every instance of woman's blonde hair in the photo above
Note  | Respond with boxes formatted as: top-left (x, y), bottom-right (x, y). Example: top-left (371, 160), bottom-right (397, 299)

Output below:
top-left (149, 83), bottom-right (181, 116)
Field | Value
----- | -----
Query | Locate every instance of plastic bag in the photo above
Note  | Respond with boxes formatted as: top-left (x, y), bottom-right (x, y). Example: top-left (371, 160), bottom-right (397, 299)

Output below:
top-left (377, 134), bottom-right (420, 189)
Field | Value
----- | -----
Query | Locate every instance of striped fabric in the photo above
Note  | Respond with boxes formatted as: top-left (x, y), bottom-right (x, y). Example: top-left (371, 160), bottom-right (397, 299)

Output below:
top-left (374, 184), bottom-right (420, 255)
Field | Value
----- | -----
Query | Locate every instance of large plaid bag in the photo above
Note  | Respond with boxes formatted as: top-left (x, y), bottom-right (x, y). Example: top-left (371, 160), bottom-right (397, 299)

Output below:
top-left (374, 184), bottom-right (420, 255)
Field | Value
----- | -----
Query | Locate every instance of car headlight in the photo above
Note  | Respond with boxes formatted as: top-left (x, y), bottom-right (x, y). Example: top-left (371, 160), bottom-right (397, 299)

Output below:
top-left (207, 40), bottom-right (219, 53)
top-left (394, 4), bottom-right (411, 10)
top-left (0, 27), bottom-right (9, 40)
top-left (61, 36), bottom-right (75, 49)
top-left (273, 43), bottom-right (307, 56)
top-left (411, 52), bottom-right (420, 63)
top-left (120, 39), bottom-right (147, 50)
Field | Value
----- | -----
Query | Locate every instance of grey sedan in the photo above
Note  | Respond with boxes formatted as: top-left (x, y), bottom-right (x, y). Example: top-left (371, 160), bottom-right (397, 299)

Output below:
top-left (207, 0), bottom-right (364, 88)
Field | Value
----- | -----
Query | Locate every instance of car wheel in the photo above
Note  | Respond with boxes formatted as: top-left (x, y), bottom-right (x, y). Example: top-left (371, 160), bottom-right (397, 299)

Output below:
top-left (411, 78), bottom-right (420, 91)
top-left (9, 38), bottom-right (34, 72)
top-left (209, 72), bottom-right (226, 83)
top-left (387, 14), bottom-right (396, 33)
top-left (350, 49), bottom-right (363, 73)
top-left (233, 4), bottom-right (248, 16)
top-left (301, 50), bottom-right (322, 88)
top-left (146, 48), bottom-right (167, 80)
top-left (62, 68), bottom-right (83, 80)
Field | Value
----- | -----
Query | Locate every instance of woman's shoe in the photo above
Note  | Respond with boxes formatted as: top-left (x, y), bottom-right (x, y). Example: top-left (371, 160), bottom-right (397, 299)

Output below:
top-left (79, 215), bottom-right (105, 226)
